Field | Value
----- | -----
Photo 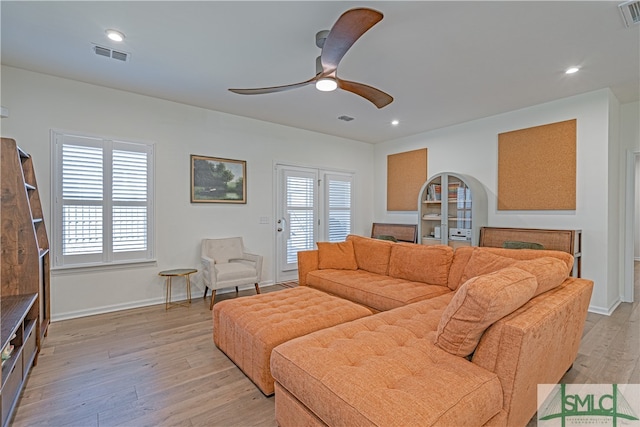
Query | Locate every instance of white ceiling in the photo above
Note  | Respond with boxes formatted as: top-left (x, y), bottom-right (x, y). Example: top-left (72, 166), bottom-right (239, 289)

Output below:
top-left (1, 1), bottom-right (638, 143)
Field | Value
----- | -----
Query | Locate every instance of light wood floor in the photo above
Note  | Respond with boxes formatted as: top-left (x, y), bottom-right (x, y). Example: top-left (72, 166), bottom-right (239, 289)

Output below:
top-left (11, 266), bottom-right (640, 427)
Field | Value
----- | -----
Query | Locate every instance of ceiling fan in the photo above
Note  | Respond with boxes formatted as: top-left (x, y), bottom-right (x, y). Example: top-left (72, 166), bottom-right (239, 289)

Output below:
top-left (229, 8), bottom-right (393, 109)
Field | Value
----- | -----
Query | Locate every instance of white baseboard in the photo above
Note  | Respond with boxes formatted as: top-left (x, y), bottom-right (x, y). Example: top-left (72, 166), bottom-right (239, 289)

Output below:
top-left (51, 281), bottom-right (275, 322)
top-left (52, 297), bottom-right (166, 322)
top-left (588, 298), bottom-right (622, 316)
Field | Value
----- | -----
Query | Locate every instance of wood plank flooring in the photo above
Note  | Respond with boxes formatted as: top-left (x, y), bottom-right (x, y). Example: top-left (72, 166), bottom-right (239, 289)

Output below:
top-left (11, 286), bottom-right (283, 427)
top-left (10, 266), bottom-right (640, 426)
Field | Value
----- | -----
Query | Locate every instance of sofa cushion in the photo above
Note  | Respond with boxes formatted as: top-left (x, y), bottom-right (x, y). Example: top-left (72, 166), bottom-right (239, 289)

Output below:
top-left (514, 257), bottom-right (570, 296)
top-left (447, 246), bottom-right (475, 290)
top-left (388, 243), bottom-right (454, 286)
top-left (271, 294), bottom-right (503, 427)
top-left (458, 249), bottom-right (570, 297)
top-left (451, 247), bottom-right (574, 290)
top-left (459, 249), bottom-right (517, 285)
top-left (346, 234), bottom-right (394, 275)
top-left (306, 269), bottom-right (451, 312)
top-left (435, 267), bottom-right (537, 357)
top-left (317, 241), bottom-right (358, 270)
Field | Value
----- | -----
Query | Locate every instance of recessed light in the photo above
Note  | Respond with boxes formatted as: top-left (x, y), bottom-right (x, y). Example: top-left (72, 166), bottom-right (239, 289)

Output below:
top-left (565, 66), bottom-right (580, 74)
top-left (391, 120), bottom-right (399, 126)
top-left (106, 29), bottom-right (125, 42)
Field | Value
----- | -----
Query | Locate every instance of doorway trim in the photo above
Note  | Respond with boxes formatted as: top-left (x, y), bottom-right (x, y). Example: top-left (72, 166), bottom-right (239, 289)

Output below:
top-left (623, 149), bottom-right (639, 302)
top-left (272, 161), bottom-right (355, 284)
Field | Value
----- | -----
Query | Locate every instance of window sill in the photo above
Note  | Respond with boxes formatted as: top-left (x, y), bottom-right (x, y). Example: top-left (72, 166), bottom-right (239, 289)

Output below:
top-left (51, 259), bottom-right (158, 275)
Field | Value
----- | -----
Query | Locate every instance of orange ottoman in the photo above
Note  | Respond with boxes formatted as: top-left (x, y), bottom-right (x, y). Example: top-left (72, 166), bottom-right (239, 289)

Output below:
top-left (213, 286), bottom-right (372, 395)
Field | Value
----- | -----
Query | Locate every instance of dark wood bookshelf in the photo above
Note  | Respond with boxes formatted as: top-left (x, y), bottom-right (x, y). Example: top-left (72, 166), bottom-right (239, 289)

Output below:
top-left (1, 138), bottom-right (50, 427)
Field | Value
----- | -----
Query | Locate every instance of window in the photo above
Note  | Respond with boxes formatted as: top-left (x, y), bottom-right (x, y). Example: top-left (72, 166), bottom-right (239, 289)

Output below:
top-left (51, 131), bottom-right (154, 268)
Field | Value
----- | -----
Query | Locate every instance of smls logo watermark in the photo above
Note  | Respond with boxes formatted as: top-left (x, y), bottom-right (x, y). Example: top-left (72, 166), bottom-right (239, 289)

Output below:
top-left (538, 384), bottom-right (640, 426)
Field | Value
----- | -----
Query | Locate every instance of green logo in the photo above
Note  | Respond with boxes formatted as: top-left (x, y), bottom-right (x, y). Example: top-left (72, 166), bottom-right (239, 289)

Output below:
top-left (539, 384), bottom-right (639, 427)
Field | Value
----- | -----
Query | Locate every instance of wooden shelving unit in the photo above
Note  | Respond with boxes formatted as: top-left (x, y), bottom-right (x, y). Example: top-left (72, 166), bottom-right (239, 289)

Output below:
top-left (1, 138), bottom-right (50, 427)
top-left (417, 172), bottom-right (488, 248)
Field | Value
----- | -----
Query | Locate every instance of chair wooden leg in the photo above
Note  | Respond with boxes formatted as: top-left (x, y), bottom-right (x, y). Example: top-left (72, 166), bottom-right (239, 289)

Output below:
top-left (203, 287), bottom-right (208, 299)
top-left (209, 290), bottom-right (217, 310)
top-left (235, 286), bottom-right (239, 294)
top-left (255, 283), bottom-right (261, 294)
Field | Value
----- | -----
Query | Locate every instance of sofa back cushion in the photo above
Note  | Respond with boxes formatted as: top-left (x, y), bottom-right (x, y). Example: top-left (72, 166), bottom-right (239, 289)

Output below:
top-left (513, 257), bottom-right (571, 296)
top-left (449, 247), bottom-right (574, 291)
top-left (346, 234), bottom-right (394, 275)
top-left (388, 243), bottom-right (454, 286)
top-left (435, 267), bottom-right (537, 357)
top-left (317, 241), bottom-right (358, 270)
top-left (459, 250), bottom-right (518, 285)
top-left (447, 246), bottom-right (474, 290)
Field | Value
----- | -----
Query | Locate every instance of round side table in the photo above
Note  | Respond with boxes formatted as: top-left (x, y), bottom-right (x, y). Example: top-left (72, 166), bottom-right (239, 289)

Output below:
top-left (159, 268), bottom-right (197, 310)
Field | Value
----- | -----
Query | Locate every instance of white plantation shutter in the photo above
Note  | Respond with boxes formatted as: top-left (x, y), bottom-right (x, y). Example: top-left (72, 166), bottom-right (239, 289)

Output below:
top-left (52, 131), bottom-right (154, 268)
top-left (112, 148), bottom-right (148, 254)
top-left (285, 174), bottom-right (316, 264)
top-left (325, 173), bottom-right (352, 242)
top-left (61, 142), bottom-right (103, 256)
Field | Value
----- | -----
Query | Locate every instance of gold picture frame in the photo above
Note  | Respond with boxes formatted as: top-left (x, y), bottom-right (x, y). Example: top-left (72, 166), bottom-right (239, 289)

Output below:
top-left (191, 155), bottom-right (246, 203)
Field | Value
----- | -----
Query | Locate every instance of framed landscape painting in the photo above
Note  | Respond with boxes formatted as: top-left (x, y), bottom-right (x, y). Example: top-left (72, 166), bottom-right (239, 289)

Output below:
top-left (191, 155), bottom-right (246, 203)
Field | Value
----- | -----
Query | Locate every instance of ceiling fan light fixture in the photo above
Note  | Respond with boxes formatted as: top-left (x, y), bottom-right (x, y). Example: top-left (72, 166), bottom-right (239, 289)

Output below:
top-left (106, 29), bottom-right (125, 42)
top-left (316, 78), bottom-right (338, 92)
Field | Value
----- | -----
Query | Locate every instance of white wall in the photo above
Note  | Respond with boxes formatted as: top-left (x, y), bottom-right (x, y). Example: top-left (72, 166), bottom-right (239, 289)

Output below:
top-left (620, 101), bottom-right (640, 303)
top-left (620, 102), bottom-right (640, 260)
top-left (374, 89), bottom-right (617, 313)
top-left (636, 156), bottom-right (640, 260)
top-left (1, 66), bottom-right (375, 320)
top-left (608, 92), bottom-right (621, 309)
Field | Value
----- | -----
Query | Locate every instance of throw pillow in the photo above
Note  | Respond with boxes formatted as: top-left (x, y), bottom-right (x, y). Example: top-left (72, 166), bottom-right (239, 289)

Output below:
top-left (317, 241), bottom-right (358, 270)
top-left (458, 249), bottom-right (517, 285)
top-left (514, 257), bottom-right (570, 296)
top-left (503, 240), bottom-right (544, 250)
top-left (434, 267), bottom-right (537, 357)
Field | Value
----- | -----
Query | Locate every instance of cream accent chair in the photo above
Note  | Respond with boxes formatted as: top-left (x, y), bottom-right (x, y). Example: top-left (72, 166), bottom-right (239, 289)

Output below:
top-left (201, 237), bottom-right (262, 309)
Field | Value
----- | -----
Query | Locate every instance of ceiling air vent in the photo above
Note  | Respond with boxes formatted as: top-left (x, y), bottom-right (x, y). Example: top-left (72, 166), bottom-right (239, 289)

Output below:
top-left (94, 45), bottom-right (111, 58)
top-left (92, 44), bottom-right (130, 62)
top-left (619, 0), bottom-right (640, 27)
top-left (338, 115), bottom-right (354, 122)
top-left (111, 50), bottom-right (128, 62)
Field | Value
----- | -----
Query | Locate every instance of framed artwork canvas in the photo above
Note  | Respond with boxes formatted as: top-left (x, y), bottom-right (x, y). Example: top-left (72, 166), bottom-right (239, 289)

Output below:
top-left (191, 155), bottom-right (246, 203)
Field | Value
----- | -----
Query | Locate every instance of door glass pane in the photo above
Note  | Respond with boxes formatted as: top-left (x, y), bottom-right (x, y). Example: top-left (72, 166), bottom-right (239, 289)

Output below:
top-left (285, 175), bottom-right (315, 265)
top-left (327, 177), bottom-right (351, 242)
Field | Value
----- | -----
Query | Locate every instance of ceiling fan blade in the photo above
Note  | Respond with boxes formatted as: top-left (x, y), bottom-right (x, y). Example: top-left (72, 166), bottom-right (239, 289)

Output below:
top-left (320, 8), bottom-right (383, 72)
top-left (229, 77), bottom-right (316, 95)
top-left (337, 78), bottom-right (393, 109)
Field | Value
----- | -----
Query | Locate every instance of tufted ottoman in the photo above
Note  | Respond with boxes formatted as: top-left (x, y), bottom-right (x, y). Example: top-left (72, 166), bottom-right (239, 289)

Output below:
top-left (213, 286), bottom-right (372, 395)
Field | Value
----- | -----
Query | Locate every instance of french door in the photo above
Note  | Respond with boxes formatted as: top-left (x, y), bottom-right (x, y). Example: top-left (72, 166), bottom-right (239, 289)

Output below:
top-left (275, 165), bottom-right (353, 283)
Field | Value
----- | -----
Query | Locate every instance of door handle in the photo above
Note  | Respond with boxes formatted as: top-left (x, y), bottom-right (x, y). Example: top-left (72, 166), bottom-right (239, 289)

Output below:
top-left (277, 217), bottom-right (286, 233)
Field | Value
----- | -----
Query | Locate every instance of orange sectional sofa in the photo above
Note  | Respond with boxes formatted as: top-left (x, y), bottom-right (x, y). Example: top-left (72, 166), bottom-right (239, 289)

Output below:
top-left (271, 234), bottom-right (594, 426)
